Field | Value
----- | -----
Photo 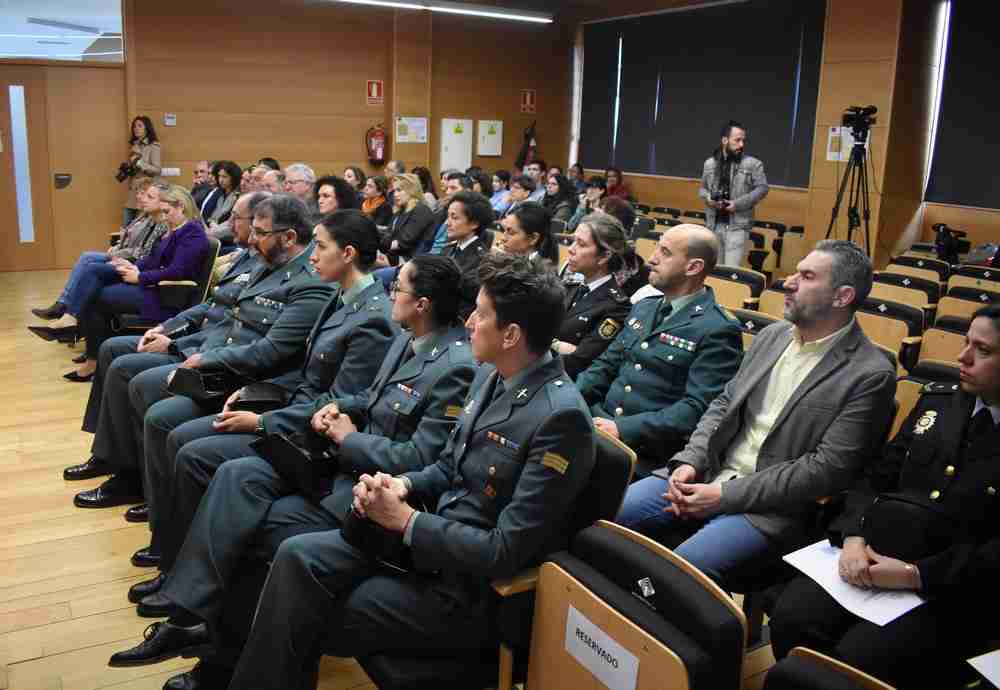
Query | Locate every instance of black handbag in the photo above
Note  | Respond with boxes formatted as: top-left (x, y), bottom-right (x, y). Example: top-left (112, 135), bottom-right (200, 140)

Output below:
top-left (249, 432), bottom-right (337, 500)
top-left (167, 367), bottom-right (242, 407)
top-left (229, 382), bottom-right (290, 414)
top-left (340, 506), bottom-right (411, 573)
top-left (861, 493), bottom-right (956, 562)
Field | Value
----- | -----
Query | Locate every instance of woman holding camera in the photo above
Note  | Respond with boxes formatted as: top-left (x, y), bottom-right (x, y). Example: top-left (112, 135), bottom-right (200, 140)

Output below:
top-left (123, 116), bottom-right (162, 227)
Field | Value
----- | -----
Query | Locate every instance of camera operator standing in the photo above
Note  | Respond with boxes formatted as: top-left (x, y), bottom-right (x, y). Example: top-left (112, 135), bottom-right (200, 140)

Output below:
top-left (121, 116), bottom-right (162, 227)
top-left (698, 120), bottom-right (768, 266)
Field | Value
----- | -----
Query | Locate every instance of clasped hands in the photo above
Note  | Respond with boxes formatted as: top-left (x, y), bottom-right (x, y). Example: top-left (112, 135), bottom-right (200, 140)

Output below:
top-left (662, 464), bottom-right (723, 519)
top-left (310, 402), bottom-right (357, 444)
top-left (838, 536), bottom-right (922, 591)
top-left (209, 387), bottom-right (260, 433)
top-left (352, 472), bottom-right (414, 533)
top-left (113, 259), bottom-right (140, 284)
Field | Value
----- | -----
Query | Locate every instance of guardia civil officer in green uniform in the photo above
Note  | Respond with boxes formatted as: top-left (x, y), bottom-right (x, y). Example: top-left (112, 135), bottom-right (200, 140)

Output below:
top-left (551, 212), bottom-right (634, 379)
top-left (121, 257), bottom-right (480, 684)
top-left (71, 193), bottom-right (334, 511)
top-left (576, 223), bottom-right (743, 477)
top-left (770, 305), bottom-right (1000, 690)
top-left (107, 253), bottom-right (595, 690)
top-left (134, 209), bottom-right (397, 578)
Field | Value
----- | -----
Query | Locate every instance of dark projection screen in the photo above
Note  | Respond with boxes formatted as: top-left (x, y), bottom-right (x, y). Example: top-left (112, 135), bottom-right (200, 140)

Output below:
top-left (925, 1), bottom-right (1000, 209)
top-left (579, 0), bottom-right (825, 189)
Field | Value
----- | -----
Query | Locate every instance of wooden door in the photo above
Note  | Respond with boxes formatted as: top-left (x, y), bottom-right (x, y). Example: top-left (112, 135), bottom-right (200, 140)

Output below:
top-left (0, 65), bottom-right (55, 271)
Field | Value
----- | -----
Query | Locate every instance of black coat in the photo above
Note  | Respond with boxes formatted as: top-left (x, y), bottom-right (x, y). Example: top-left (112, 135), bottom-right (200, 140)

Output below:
top-left (385, 204), bottom-right (437, 260)
top-left (443, 231), bottom-right (494, 320)
top-left (557, 279), bottom-right (632, 379)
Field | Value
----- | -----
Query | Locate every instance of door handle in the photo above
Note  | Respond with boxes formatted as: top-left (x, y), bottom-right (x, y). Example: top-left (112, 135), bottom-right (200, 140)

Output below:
top-left (54, 173), bottom-right (72, 189)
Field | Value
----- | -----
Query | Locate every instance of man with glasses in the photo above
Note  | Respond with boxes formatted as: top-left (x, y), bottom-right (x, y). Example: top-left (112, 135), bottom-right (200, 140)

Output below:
top-left (282, 162), bottom-right (319, 219)
top-left (190, 160), bottom-right (213, 207)
top-left (68, 195), bottom-right (332, 517)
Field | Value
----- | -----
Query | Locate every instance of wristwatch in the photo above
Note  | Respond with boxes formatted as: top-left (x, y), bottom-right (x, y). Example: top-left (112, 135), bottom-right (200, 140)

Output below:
top-left (255, 416), bottom-right (266, 436)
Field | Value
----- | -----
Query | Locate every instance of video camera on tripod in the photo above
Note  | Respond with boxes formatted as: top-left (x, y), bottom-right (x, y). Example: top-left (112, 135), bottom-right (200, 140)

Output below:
top-left (825, 105), bottom-right (880, 255)
top-left (842, 105), bottom-right (877, 140)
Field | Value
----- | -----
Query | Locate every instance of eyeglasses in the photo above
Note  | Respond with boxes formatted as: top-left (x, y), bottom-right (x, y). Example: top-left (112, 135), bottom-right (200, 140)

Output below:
top-left (231, 213), bottom-right (252, 221)
top-left (285, 179), bottom-right (308, 186)
top-left (250, 225), bottom-right (288, 237)
top-left (389, 280), bottom-right (418, 297)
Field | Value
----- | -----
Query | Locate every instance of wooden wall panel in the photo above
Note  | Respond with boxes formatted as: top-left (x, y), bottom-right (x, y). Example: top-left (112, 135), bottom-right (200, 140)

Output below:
top-left (922, 203), bottom-right (1000, 249)
top-left (45, 66), bottom-right (128, 268)
top-left (392, 11), bottom-right (433, 168)
top-left (822, 0), bottom-right (903, 62)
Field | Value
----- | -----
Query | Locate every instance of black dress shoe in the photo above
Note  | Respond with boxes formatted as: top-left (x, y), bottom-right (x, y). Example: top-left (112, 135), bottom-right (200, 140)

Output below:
top-left (108, 621), bottom-right (212, 668)
top-left (125, 503), bottom-right (149, 523)
top-left (72, 352), bottom-right (87, 364)
top-left (27, 324), bottom-right (78, 344)
top-left (63, 370), bottom-right (95, 382)
top-left (132, 546), bottom-right (161, 568)
top-left (74, 476), bottom-right (143, 509)
top-left (137, 592), bottom-right (180, 618)
top-left (164, 660), bottom-right (234, 690)
top-left (128, 573), bottom-right (165, 604)
top-left (63, 456), bottom-right (113, 481)
top-left (31, 302), bottom-right (67, 320)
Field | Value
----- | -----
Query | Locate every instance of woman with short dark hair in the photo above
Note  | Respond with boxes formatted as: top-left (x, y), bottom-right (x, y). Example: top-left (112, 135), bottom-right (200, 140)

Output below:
top-left (123, 115), bottom-right (162, 227)
top-left (207, 161), bottom-right (242, 228)
top-left (496, 201), bottom-right (558, 265)
top-left (361, 175), bottom-right (393, 227)
top-left (443, 191), bottom-right (495, 320)
top-left (543, 173), bottom-right (578, 225)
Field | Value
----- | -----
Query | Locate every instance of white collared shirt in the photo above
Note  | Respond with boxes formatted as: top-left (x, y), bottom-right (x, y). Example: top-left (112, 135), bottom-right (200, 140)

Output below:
top-left (973, 397), bottom-right (1000, 426)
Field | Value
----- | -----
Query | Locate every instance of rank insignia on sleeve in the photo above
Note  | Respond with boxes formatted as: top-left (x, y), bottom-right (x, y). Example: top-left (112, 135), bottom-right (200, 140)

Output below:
top-left (445, 405), bottom-right (462, 418)
top-left (598, 318), bottom-right (622, 340)
top-left (914, 410), bottom-right (937, 435)
top-left (541, 452), bottom-right (570, 474)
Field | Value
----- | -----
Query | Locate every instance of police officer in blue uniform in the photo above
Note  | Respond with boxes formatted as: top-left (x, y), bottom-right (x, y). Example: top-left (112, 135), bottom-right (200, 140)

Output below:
top-left (135, 209), bottom-right (397, 578)
top-left (770, 305), bottom-right (1000, 690)
top-left (107, 254), bottom-right (595, 690)
top-left (576, 224), bottom-right (743, 477)
top-left (70, 194), bottom-right (334, 511)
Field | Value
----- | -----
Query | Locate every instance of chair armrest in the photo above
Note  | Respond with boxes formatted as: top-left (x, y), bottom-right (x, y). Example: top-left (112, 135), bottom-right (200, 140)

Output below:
top-left (109, 231), bottom-right (122, 247)
top-left (158, 280), bottom-right (198, 286)
top-left (492, 567), bottom-right (539, 597)
top-left (742, 297), bottom-right (760, 310)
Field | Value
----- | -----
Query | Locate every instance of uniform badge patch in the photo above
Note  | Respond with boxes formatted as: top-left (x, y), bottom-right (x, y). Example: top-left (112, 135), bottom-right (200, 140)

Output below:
top-left (598, 318), bottom-right (622, 340)
top-left (914, 410), bottom-right (937, 435)
top-left (445, 405), bottom-right (462, 418)
top-left (541, 452), bottom-right (570, 474)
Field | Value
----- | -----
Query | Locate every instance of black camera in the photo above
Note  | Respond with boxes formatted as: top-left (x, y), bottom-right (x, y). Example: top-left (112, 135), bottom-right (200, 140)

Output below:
top-left (115, 160), bottom-right (137, 183)
top-left (711, 189), bottom-right (729, 208)
top-left (842, 105), bottom-right (878, 139)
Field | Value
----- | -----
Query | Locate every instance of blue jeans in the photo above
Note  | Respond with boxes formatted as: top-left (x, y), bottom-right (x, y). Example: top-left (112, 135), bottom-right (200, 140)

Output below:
top-left (617, 474), bottom-right (775, 584)
top-left (63, 260), bottom-right (123, 317)
top-left (59, 251), bottom-right (109, 304)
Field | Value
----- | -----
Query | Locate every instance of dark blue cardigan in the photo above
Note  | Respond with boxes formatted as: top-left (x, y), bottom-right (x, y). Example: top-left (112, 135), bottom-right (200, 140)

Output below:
top-left (136, 219), bottom-right (210, 321)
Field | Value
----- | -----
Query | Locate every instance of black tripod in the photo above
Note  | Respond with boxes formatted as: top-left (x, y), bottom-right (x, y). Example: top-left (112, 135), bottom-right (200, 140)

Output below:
top-left (825, 131), bottom-right (872, 256)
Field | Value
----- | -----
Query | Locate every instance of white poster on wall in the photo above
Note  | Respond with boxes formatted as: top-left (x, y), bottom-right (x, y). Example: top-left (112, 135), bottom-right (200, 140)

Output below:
top-left (477, 120), bottom-right (503, 156)
top-left (564, 605), bottom-right (639, 690)
top-left (440, 118), bottom-right (473, 173)
top-left (826, 126), bottom-right (871, 162)
top-left (395, 117), bottom-right (428, 144)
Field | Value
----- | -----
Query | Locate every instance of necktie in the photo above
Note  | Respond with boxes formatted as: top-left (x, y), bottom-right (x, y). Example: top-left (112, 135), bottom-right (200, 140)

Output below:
top-left (968, 407), bottom-right (997, 441)
top-left (657, 301), bottom-right (673, 326)
top-left (401, 341), bottom-right (416, 365)
top-left (571, 284), bottom-right (590, 310)
top-left (492, 380), bottom-right (506, 404)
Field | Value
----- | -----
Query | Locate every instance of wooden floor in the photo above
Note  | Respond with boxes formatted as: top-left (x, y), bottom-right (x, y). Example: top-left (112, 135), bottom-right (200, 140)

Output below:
top-left (0, 270), bottom-right (775, 690)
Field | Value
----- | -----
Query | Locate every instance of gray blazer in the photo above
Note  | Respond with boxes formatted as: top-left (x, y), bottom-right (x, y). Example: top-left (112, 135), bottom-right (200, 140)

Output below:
top-left (698, 154), bottom-right (769, 231)
top-left (658, 319), bottom-right (896, 547)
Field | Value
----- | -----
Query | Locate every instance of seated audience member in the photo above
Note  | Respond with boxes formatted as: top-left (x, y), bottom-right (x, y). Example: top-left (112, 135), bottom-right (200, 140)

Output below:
top-left (768, 305), bottom-right (1000, 690)
top-left (548, 165), bottom-right (564, 178)
top-left (135, 210), bottom-right (396, 572)
top-left (199, 162), bottom-right (225, 220)
top-left (501, 174), bottom-right (536, 220)
top-left (30, 180), bottom-right (166, 324)
top-left (438, 168), bottom-right (460, 202)
top-left (250, 165), bottom-right (270, 192)
top-left (382, 173), bottom-right (436, 264)
top-left (605, 166), bottom-right (630, 200)
top-left (205, 161), bottom-right (241, 232)
top-left (568, 175), bottom-right (607, 231)
top-left (283, 163), bottom-right (319, 216)
top-left (190, 161), bottom-right (213, 207)
top-left (255, 157), bottom-right (281, 172)
top-left (568, 162), bottom-right (586, 193)
top-left (598, 197), bottom-right (650, 297)
top-left (261, 169), bottom-right (285, 193)
top-left (239, 167), bottom-right (253, 194)
top-left (120, 256), bottom-right (477, 678)
top-left (442, 190), bottom-right (495, 319)
top-left (110, 254), bottom-right (594, 690)
top-left (60, 186), bottom-right (209, 382)
top-left (421, 172), bottom-right (474, 256)
top-left (361, 174), bottom-right (393, 228)
top-left (412, 165), bottom-right (438, 207)
top-left (524, 159), bottom-right (548, 202)
top-left (343, 166), bottom-right (367, 201)
top-left (470, 171), bottom-right (494, 200)
top-left (617, 240), bottom-right (896, 584)
top-left (552, 213), bottom-right (633, 379)
top-left (385, 159), bottom-right (405, 181)
top-left (495, 201), bottom-right (558, 265)
top-left (490, 169), bottom-right (512, 215)
top-left (543, 173), bottom-right (578, 226)
top-left (577, 224), bottom-right (742, 477)
top-left (314, 175), bottom-right (361, 216)
top-left (66, 194), bottom-right (331, 507)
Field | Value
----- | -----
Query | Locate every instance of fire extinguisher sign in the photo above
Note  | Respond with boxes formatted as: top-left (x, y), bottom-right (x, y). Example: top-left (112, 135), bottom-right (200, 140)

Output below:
top-left (367, 80), bottom-right (384, 106)
top-left (520, 89), bottom-right (537, 114)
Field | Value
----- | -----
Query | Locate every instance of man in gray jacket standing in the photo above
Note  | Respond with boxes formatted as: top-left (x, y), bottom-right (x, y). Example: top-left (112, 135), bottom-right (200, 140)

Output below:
top-left (698, 120), bottom-right (769, 266)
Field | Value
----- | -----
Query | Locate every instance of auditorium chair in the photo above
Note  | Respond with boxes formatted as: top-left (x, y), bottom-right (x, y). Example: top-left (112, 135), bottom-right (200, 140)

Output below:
top-left (904, 241), bottom-right (937, 258)
top-left (884, 262), bottom-right (942, 286)
top-left (890, 254), bottom-right (950, 282)
top-left (891, 376), bottom-right (927, 440)
top-left (759, 280), bottom-right (791, 320)
top-left (856, 297), bottom-right (924, 371)
top-left (947, 284), bottom-right (1000, 305)
top-left (947, 269), bottom-right (1000, 296)
top-left (909, 327), bottom-right (963, 382)
top-left (524, 520), bottom-right (747, 690)
top-left (113, 236), bottom-right (221, 333)
top-left (636, 237), bottom-right (657, 261)
top-left (656, 217), bottom-right (682, 229)
top-left (873, 272), bottom-right (941, 308)
top-left (632, 215), bottom-right (656, 239)
top-left (357, 429), bottom-right (637, 690)
top-left (934, 294), bottom-right (984, 333)
top-left (731, 308), bottom-right (779, 350)
top-left (635, 203), bottom-right (652, 215)
top-left (763, 647), bottom-right (894, 690)
top-left (706, 266), bottom-right (768, 310)
top-left (652, 206), bottom-right (681, 218)
top-left (776, 227), bottom-right (808, 278)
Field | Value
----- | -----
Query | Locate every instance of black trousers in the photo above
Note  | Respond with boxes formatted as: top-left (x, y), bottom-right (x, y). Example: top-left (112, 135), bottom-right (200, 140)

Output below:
top-left (769, 575), bottom-right (982, 690)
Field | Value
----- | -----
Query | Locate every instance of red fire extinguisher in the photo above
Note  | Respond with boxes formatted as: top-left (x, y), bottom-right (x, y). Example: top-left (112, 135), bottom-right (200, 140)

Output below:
top-left (365, 124), bottom-right (387, 167)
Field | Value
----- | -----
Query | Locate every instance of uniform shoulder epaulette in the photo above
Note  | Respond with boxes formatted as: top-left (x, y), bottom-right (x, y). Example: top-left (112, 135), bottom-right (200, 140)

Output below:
top-left (921, 381), bottom-right (959, 395)
top-left (608, 287), bottom-right (630, 303)
top-left (715, 304), bottom-right (740, 323)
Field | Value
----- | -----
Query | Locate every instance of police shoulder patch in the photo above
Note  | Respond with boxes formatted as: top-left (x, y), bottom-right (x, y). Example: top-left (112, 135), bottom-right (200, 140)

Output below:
top-left (598, 318), bottom-right (622, 340)
top-left (921, 382), bottom-right (957, 395)
top-left (541, 452), bottom-right (570, 474)
top-left (445, 405), bottom-right (463, 418)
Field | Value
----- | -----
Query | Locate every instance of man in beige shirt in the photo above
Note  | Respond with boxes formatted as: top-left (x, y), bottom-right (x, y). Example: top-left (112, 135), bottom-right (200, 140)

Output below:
top-left (617, 240), bottom-right (896, 585)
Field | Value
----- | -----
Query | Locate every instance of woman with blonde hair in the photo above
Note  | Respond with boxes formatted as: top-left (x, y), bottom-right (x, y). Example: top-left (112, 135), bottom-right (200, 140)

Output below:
top-left (380, 173), bottom-right (436, 264)
top-left (63, 185), bottom-right (209, 380)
